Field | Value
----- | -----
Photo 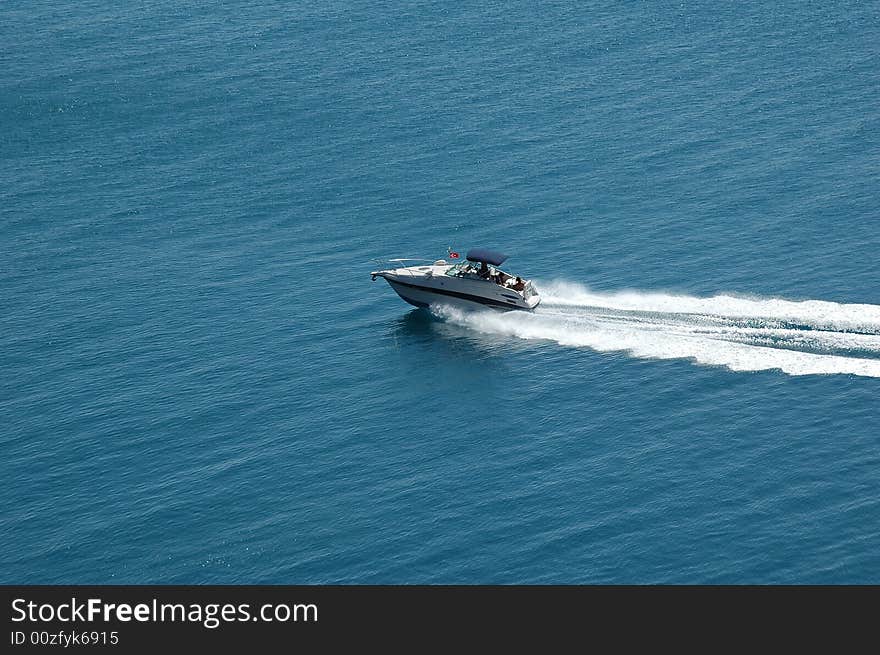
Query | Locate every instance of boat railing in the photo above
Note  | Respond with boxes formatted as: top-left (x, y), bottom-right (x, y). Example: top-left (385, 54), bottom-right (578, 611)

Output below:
top-left (372, 258), bottom-right (443, 279)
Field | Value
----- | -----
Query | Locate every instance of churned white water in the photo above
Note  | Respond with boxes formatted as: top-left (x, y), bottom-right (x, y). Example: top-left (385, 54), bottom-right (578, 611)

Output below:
top-left (435, 281), bottom-right (880, 378)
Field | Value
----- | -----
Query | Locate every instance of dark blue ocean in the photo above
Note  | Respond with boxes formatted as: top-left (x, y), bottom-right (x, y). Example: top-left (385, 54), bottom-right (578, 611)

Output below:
top-left (3, 1), bottom-right (879, 584)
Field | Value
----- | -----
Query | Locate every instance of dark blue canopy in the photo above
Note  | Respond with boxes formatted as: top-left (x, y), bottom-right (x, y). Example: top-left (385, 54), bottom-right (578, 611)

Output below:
top-left (466, 248), bottom-right (508, 266)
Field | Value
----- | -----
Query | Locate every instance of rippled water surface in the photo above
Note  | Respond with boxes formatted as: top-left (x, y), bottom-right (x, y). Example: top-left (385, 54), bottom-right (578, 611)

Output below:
top-left (2, 1), bottom-right (879, 583)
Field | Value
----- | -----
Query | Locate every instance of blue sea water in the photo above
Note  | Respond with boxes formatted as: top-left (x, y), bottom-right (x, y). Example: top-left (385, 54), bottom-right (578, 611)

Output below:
top-left (2, 1), bottom-right (879, 583)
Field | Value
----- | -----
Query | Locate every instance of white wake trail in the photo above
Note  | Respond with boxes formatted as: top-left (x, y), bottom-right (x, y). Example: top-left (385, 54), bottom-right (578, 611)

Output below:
top-left (433, 281), bottom-right (880, 378)
top-left (539, 281), bottom-right (880, 334)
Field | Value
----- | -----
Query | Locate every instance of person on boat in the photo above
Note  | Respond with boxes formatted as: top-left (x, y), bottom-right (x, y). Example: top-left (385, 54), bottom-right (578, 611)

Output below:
top-left (512, 276), bottom-right (525, 292)
top-left (478, 262), bottom-right (490, 278)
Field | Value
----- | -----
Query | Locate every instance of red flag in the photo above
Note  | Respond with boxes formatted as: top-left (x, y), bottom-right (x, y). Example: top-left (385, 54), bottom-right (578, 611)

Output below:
top-left (449, 251), bottom-right (460, 258)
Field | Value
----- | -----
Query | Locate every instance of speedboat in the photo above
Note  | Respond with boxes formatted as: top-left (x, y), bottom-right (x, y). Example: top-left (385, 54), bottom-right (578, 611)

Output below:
top-left (371, 248), bottom-right (541, 311)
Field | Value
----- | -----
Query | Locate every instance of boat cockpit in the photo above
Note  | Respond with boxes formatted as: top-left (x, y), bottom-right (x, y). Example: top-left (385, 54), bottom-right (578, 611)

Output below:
top-left (445, 261), bottom-right (535, 297)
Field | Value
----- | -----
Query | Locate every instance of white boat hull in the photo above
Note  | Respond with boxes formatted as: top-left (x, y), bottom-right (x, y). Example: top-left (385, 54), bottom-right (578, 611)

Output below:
top-left (372, 264), bottom-right (540, 312)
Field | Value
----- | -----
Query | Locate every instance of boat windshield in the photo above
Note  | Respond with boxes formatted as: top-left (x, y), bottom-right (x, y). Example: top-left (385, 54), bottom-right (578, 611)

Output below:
top-left (445, 262), bottom-right (481, 277)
